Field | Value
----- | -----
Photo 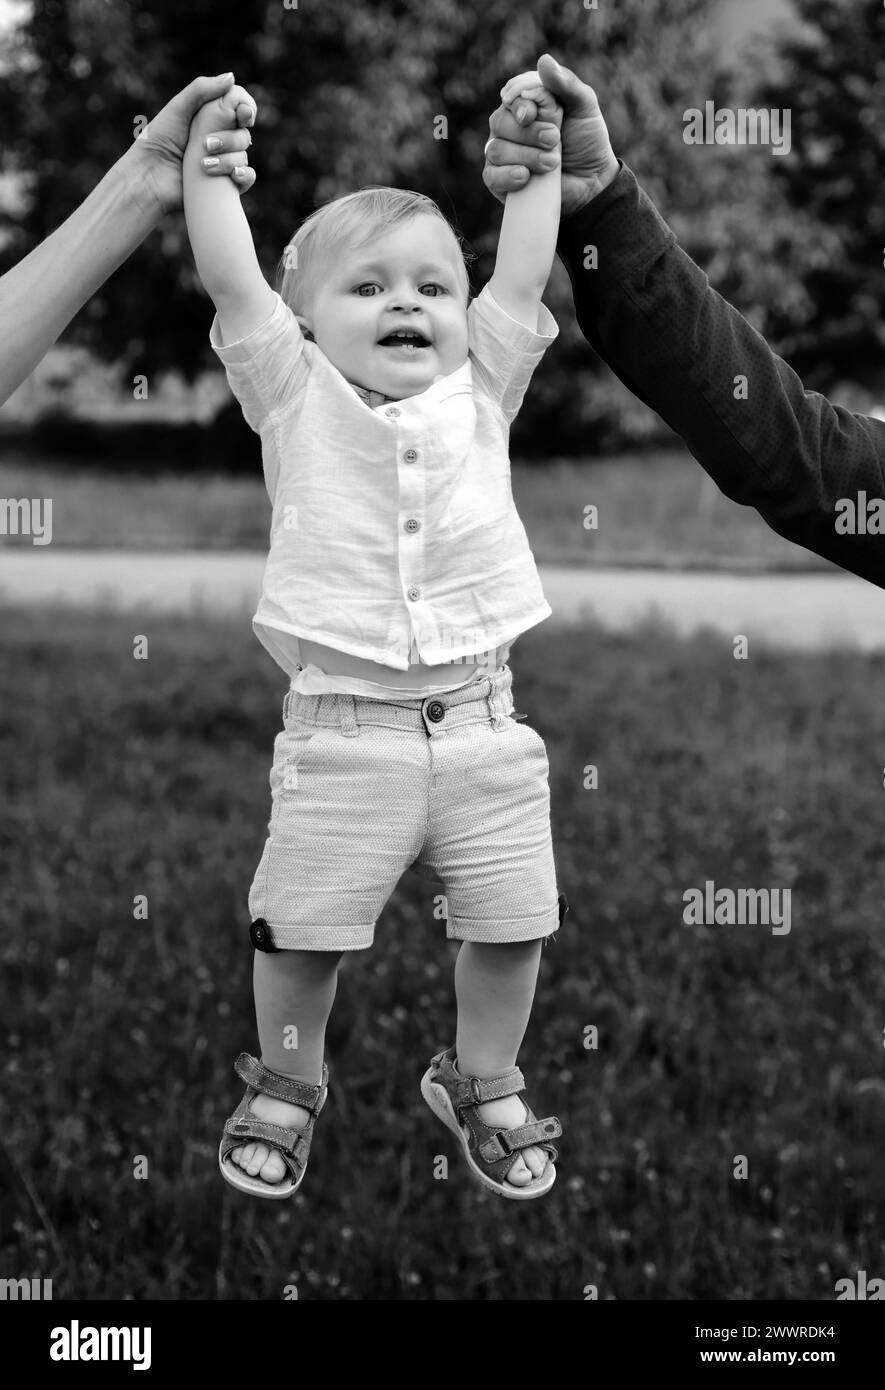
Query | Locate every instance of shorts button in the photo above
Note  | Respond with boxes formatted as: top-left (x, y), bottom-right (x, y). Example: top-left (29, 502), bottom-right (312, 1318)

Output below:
top-left (426, 700), bottom-right (445, 723)
top-left (250, 918), bottom-right (275, 951)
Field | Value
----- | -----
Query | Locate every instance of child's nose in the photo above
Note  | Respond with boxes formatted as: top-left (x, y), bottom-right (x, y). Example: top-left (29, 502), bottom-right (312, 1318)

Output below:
top-left (389, 285), bottom-right (421, 309)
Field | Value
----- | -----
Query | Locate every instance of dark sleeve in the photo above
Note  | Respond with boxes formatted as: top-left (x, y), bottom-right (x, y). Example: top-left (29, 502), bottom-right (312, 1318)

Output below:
top-left (555, 161), bottom-right (885, 587)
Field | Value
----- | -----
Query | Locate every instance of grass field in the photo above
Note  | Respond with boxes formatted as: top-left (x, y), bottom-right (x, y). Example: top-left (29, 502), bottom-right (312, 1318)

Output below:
top-left (2, 608), bottom-right (884, 1301)
top-left (0, 449), bottom-right (834, 571)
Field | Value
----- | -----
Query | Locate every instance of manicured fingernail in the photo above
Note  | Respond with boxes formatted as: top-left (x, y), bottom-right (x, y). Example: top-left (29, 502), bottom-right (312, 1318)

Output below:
top-left (214, 72), bottom-right (234, 81)
top-left (205, 136), bottom-right (222, 152)
top-left (233, 166), bottom-right (247, 178)
top-left (202, 156), bottom-right (219, 168)
top-left (516, 103), bottom-right (527, 121)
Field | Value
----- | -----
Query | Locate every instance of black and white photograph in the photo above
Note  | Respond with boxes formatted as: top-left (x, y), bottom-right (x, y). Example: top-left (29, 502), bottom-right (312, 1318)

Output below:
top-left (2, 0), bottom-right (885, 1356)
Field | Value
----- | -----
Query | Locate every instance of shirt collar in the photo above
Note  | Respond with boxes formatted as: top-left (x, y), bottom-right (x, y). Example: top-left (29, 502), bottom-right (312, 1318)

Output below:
top-left (350, 382), bottom-right (394, 410)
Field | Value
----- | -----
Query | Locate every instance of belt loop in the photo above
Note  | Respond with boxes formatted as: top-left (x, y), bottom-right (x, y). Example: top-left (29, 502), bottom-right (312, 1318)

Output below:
top-left (339, 694), bottom-right (359, 737)
top-left (487, 673), bottom-right (509, 732)
top-left (283, 689), bottom-right (292, 723)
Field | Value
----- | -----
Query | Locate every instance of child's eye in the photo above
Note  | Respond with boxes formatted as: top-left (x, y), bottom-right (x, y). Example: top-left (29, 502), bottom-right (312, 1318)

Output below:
top-left (420, 284), bottom-right (447, 297)
top-left (355, 283), bottom-right (380, 296)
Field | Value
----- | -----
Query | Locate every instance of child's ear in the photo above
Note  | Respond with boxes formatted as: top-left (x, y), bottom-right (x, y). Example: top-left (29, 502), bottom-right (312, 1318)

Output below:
top-left (295, 314), bottom-right (315, 343)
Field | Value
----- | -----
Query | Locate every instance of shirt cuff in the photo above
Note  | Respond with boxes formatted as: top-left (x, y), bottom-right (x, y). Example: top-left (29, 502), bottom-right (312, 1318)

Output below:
top-left (480, 284), bottom-right (559, 344)
top-left (555, 159), bottom-right (677, 289)
top-left (209, 291), bottom-right (290, 363)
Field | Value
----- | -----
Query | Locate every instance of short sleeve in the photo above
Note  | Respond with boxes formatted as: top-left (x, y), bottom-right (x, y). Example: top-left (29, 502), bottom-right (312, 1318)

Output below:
top-left (209, 291), bottom-right (310, 433)
top-left (467, 284), bottom-right (559, 425)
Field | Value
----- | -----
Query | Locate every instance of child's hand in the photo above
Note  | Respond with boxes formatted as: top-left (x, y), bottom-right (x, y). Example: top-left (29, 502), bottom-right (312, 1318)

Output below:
top-left (189, 84), bottom-right (257, 143)
top-left (486, 55), bottom-right (618, 215)
top-left (128, 74), bottom-right (258, 213)
top-left (189, 85), bottom-right (257, 188)
top-left (499, 68), bottom-right (564, 138)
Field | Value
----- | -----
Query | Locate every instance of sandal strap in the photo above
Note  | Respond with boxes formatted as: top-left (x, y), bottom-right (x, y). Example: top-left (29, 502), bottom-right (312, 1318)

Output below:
top-left (478, 1116), bottom-right (562, 1163)
top-left (234, 1053), bottom-right (327, 1114)
top-left (431, 1048), bottom-right (525, 1109)
top-left (223, 1114), bottom-right (308, 1164)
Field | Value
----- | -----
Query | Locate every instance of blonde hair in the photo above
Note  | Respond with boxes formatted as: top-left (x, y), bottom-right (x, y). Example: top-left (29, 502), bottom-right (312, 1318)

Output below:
top-left (276, 186), bottom-right (473, 319)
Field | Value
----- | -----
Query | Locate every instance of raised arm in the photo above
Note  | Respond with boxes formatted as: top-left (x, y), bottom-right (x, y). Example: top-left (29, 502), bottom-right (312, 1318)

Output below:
top-left (556, 168), bottom-right (885, 587)
top-left (486, 69), bottom-right (562, 331)
top-left (0, 74), bottom-right (256, 409)
top-left (182, 87), bottom-right (276, 344)
top-left (484, 56), bottom-right (885, 589)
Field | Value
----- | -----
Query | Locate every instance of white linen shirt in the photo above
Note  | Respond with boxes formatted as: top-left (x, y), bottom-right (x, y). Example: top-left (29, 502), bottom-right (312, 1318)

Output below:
top-left (210, 283), bottom-right (558, 675)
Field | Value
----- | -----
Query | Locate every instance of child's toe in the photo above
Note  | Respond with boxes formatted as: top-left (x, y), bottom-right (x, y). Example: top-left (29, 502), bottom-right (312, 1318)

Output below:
top-left (259, 1150), bottom-right (288, 1184)
top-left (523, 1145), bottom-right (548, 1177)
top-left (228, 1140), bottom-right (287, 1184)
top-left (245, 1143), bottom-right (271, 1176)
top-left (505, 1156), bottom-right (533, 1186)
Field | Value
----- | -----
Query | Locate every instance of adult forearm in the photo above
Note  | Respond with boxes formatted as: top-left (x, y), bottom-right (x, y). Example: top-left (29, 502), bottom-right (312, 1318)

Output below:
top-left (0, 148), bottom-right (160, 407)
top-left (556, 161), bottom-right (885, 587)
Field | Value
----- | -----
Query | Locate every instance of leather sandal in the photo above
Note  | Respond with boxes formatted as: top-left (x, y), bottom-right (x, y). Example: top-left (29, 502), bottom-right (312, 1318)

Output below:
top-left (218, 1052), bottom-right (328, 1199)
top-left (420, 1045), bottom-right (561, 1200)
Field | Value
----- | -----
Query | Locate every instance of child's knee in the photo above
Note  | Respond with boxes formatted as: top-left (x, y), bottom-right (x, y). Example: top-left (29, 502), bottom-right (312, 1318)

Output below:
top-left (465, 936), bottom-right (543, 958)
top-left (261, 946), bottom-right (344, 975)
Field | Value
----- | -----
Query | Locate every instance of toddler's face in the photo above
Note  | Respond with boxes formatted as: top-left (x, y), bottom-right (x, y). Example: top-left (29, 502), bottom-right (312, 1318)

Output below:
top-left (300, 215), bottom-right (469, 400)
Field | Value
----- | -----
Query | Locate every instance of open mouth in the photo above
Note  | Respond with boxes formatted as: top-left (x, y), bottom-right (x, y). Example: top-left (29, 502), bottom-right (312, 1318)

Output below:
top-left (377, 330), bottom-right (432, 351)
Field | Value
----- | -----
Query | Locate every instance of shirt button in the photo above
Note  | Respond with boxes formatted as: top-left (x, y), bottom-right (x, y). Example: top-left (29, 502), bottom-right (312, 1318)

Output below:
top-left (407, 585), bottom-right (421, 601)
top-left (385, 407), bottom-right (401, 419)
top-left (404, 518), bottom-right (421, 533)
top-left (403, 448), bottom-right (419, 463)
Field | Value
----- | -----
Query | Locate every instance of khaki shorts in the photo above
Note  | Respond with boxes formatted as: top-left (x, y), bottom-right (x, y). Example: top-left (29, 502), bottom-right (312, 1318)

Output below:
top-left (247, 665), bottom-right (567, 950)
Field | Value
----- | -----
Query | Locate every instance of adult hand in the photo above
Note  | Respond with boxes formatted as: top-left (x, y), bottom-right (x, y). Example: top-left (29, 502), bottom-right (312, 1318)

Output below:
top-left (499, 68), bottom-right (563, 137)
top-left (484, 53), bottom-right (619, 217)
top-left (126, 73), bottom-right (257, 217)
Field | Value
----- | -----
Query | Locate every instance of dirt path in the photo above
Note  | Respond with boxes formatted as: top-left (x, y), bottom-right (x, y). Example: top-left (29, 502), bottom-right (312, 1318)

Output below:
top-left (3, 549), bottom-right (885, 650)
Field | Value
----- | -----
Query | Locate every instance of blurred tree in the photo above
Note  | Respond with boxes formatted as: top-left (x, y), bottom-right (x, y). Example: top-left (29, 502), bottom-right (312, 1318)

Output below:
top-left (761, 0), bottom-right (885, 388)
top-left (0, 0), bottom-right (832, 455)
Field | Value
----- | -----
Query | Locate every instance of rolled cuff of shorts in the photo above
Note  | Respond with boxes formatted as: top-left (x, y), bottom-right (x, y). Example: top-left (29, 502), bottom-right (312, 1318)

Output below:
top-left (260, 920), bottom-right (376, 950)
top-left (446, 901), bottom-right (563, 943)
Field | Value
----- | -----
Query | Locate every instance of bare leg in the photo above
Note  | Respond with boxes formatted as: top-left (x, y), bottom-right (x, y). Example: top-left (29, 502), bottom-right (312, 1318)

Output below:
top-left (230, 948), bottom-right (342, 1185)
top-left (255, 948), bottom-right (342, 1080)
top-left (453, 938), bottom-right (549, 1186)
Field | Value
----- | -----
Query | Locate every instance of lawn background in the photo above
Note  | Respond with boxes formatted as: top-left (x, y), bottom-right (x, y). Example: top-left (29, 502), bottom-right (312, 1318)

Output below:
top-left (2, 607), bottom-right (884, 1300)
